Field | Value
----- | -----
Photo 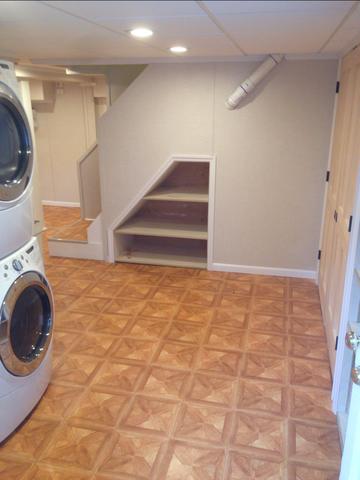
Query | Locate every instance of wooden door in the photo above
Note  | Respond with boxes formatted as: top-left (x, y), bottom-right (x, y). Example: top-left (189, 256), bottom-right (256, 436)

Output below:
top-left (319, 46), bottom-right (360, 372)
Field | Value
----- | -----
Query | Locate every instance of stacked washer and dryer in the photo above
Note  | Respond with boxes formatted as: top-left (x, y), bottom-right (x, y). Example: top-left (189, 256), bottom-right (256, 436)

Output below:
top-left (0, 61), bottom-right (54, 442)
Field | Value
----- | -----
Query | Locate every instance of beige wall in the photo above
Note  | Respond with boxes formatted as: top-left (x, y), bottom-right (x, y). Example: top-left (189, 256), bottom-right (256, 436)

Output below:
top-left (98, 60), bottom-right (337, 271)
top-left (34, 83), bottom-right (96, 204)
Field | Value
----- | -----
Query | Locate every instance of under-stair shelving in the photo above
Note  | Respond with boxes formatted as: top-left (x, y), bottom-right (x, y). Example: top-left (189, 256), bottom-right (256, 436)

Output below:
top-left (114, 160), bottom-right (211, 269)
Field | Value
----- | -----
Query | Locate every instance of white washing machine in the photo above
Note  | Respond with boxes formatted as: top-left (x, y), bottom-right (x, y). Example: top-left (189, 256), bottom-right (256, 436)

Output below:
top-left (0, 60), bottom-right (34, 260)
top-left (0, 236), bottom-right (53, 443)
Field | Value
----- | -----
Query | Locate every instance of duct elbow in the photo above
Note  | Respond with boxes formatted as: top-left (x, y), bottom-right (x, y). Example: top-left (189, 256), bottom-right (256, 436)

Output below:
top-left (226, 54), bottom-right (284, 110)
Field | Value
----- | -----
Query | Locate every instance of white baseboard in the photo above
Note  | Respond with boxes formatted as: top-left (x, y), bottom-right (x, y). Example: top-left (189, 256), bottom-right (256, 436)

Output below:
top-left (209, 262), bottom-right (316, 279)
top-left (42, 200), bottom-right (81, 208)
top-left (48, 239), bottom-right (104, 260)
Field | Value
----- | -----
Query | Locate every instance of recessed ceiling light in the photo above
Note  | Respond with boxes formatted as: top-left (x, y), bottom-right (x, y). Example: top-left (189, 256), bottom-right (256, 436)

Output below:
top-left (130, 28), bottom-right (153, 38)
top-left (170, 46), bottom-right (188, 54)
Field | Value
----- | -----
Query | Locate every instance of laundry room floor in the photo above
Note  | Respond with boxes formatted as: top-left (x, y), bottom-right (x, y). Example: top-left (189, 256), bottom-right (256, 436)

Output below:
top-left (0, 209), bottom-right (341, 479)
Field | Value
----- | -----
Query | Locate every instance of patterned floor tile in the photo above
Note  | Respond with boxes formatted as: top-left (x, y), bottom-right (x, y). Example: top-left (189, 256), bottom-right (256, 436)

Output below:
top-left (140, 301), bottom-right (178, 319)
top-left (166, 322), bottom-right (206, 345)
top-left (288, 463), bottom-right (339, 480)
top-left (252, 298), bottom-right (287, 315)
top-left (121, 396), bottom-right (179, 435)
top-left (126, 317), bottom-right (169, 340)
top-left (187, 373), bottom-right (237, 407)
top-left (289, 317), bottom-right (325, 337)
top-left (244, 354), bottom-right (286, 383)
top-left (289, 358), bottom-right (332, 390)
top-left (34, 383), bottom-right (84, 420)
top-left (160, 442), bottom-right (225, 480)
top-left (289, 336), bottom-right (328, 361)
top-left (289, 387), bottom-right (336, 424)
top-left (288, 421), bottom-right (340, 467)
top-left (191, 278), bottom-right (223, 292)
top-left (41, 424), bottom-right (110, 470)
top-left (55, 311), bottom-right (95, 332)
top-left (213, 309), bottom-right (248, 329)
top-left (70, 333), bottom-right (117, 358)
top-left (0, 417), bottom-right (59, 462)
top-left (92, 361), bottom-right (144, 393)
top-left (70, 296), bottom-right (110, 315)
top-left (88, 313), bottom-right (131, 336)
top-left (230, 412), bottom-right (285, 458)
top-left (219, 295), bottom-right (251, 311)
top-left (247, 332), bottom-right (287, 356)
top-left (206, 327), bottom-right (246, 351)
top-left (175, 305), bottom-right (214, 323)
top-left (98, 432), bottom-right (165, 478)
top-left (52, 331), bottom-right (79, 357)
top-left (2, 210), bottom-right (338, 479)
top-left (289, 301), bottom-right (323, 319)
top-left (104, 298), bottom-right (145, 316)
top-left (52, 355), bottom-right (103, 386)
top-left (182, 290), bottom-right (218, 307)
top-left (254, 284), bottom-right (287, 299)
top-left (84, 282), bottom-right (121, 299)
top-left (0, 458), bottom-right (33, 480)
top-left (118, 283), bottom-right (154, 299)
top-left (249, 314), bottom-right (287, 334)
top-left (111, 338), bottom-right (158, 363)
top-left (223, 281), bottom-right (253, 296)
top-left (139, 367), bottom-right (190, 399)
top-left (153, 342), bottom-right (199, 369)
top-left (197, 348), bottom-right (242, 377)
top-left (226, 452), bottom-right (285, 480)
top-left (237, 380), bottom-right (287, 416)
top-left (69, 390), bottom-right (130, 427)
top-left (175, 404), bottom-right (230, 445)
top-left (150, 287), bottom-right (184, 303)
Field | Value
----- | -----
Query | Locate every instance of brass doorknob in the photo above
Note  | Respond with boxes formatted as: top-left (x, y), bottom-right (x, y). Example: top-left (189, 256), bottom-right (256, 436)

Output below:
top-left (345, 330), bottom-right (360, 351)
top-left (351, 367), bottom-right (360, 386)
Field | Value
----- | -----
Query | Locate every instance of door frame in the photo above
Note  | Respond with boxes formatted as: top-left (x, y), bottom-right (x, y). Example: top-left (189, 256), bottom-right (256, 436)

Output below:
top-left (332, 165), bottom-right (360, 419)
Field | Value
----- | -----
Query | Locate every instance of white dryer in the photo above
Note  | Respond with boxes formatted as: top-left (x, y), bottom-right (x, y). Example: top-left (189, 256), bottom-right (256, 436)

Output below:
top-left (0, 60), bottom-right (34, 260)
top-left (0, 236), bottom-right (53, 443)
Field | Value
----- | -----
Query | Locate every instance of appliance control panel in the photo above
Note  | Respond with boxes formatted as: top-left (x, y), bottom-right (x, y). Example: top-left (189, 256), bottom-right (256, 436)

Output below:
top-left (0, 237), bottom-right (42, 283)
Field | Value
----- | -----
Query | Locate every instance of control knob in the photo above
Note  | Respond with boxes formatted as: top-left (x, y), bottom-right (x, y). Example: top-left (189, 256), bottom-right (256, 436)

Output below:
top-left (12, 259), bottom-right (23, 272)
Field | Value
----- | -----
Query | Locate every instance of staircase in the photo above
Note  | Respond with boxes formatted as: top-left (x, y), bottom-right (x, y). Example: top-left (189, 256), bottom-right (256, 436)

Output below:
top-left (110, 156), bottom-right (214, 269)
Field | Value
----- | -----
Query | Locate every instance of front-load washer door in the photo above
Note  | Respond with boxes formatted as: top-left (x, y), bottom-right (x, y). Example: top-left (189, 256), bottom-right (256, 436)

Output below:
top-left (0, 271), bottom-right (53, 376)
top-left (0, 81), bottom-right (33, 203)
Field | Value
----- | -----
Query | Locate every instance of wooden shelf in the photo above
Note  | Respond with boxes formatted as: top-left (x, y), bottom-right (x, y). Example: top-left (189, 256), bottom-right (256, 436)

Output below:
top-left (117, 245), bottom-right (207, 269)
top-left (116, 218), bottom-right (208, 240)
top-left (144, 186), bottom-right (208, 203)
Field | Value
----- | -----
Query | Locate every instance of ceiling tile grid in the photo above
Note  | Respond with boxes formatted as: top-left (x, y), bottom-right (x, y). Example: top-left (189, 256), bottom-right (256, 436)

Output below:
top-left (0, 1), bottom-right (358, 61)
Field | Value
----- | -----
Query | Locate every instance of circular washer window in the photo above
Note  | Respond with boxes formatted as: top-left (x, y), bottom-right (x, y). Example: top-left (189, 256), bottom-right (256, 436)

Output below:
top-left (0, 82), bottom-right (33, 202)
top-left (0, 272), bottom-right (53, 376)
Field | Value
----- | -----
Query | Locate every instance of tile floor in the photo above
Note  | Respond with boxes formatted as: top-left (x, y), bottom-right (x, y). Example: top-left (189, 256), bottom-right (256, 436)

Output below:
top-left (44, 206), bottom-right (91, 242)
top-left (0, 208), bottom-right (341, 479)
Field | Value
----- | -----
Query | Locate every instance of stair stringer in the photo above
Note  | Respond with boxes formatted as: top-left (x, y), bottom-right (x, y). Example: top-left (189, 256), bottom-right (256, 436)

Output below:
top-left (107, 154), bottom-right (215, 264)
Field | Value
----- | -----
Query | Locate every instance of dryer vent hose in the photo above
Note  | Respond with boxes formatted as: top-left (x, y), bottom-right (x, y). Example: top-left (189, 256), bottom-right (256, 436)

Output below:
top-left (226, 54), bottom-right (284, 110)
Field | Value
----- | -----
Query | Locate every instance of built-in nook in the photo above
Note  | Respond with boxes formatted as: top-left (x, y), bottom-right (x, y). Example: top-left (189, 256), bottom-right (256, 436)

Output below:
top-left (114, 161), bottom-right (211, 268)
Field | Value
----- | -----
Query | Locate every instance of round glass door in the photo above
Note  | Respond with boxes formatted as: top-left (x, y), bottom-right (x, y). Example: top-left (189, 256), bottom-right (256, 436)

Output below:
top-left (0, 272), bottom-right (53, 376)
top-left (0, 82), bottom-right (33, 202)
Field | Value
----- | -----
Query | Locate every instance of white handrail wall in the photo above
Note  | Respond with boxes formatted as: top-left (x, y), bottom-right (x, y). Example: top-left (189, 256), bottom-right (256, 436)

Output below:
top-left (77, 143), bottom-right (101, 220)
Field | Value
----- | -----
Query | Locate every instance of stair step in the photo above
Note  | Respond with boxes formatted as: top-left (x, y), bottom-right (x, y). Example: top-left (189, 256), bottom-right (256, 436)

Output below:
top-left (116, 218), bottom-right (208, 240)
top-left (144, 185), bottom-right (208, 203)
top-left (117, 245), bottom-right (207, 269)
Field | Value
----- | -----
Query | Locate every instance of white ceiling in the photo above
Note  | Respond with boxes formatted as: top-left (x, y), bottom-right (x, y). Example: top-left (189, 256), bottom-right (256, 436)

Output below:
top-left (0, 1), bottom-right (359, 63)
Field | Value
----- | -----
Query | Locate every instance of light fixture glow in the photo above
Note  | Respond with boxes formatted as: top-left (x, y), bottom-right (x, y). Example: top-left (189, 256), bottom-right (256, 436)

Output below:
top-left (170, 46), bottom-right (188, 53)
top-left (130, 28), bottom-right (153, 38)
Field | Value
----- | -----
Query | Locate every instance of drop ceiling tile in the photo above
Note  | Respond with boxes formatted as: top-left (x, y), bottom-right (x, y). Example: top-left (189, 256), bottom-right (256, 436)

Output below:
top-left (203, 1), bottom-right (355, 15)
top-left (97, 15), bottom-right (222, 38)
top-left (43, 1), bottom-right (205, 20)
top-left (215, 10), bottom-right (348, 54)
